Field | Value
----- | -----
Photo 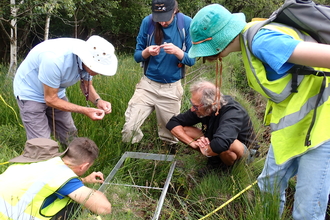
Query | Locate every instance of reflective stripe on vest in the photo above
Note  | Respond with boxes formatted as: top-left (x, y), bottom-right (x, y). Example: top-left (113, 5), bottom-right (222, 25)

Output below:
top-left (270, 85), bottom-right (330, 132)
top-left (0, 157), bottom-right (76, 220)
top-left (241, 22), bottom-right (317, 103)
top-left (240, 22), bottom-right (330, 164)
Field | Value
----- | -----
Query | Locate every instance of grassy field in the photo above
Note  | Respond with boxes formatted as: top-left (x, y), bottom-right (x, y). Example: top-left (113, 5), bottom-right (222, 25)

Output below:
top-left (0, 53), bottom-right (294, 219)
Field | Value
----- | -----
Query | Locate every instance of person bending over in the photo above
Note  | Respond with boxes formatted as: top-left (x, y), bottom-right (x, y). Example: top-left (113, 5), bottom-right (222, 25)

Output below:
top-left (0, 137), bottom-right (111, 219)
top-left (14, 35), bottom-right (117, 146)
top-left (188, 4), bottom-right (330, 219)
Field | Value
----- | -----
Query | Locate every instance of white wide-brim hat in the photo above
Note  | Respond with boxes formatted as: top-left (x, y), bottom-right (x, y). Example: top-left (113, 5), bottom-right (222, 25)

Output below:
top-left (73, 35), bottom-right (118, 76)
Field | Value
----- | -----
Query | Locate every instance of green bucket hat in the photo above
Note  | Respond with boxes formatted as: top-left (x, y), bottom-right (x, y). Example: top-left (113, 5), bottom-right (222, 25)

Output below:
top-left (188, 4), bottom-right (246, 58)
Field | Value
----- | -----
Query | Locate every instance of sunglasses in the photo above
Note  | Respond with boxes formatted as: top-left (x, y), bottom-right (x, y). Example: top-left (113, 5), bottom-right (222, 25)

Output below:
top-left (189, 99), bottom-right (204, 111)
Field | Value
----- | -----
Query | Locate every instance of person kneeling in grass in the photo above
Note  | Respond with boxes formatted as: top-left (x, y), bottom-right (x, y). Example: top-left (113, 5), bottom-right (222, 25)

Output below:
top-left (166, 79), bottom-right (259, 171)
top-left (0, 137), bottom-right (111, 219)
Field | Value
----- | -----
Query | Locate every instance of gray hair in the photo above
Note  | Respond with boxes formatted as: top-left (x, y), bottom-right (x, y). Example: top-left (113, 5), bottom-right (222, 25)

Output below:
top-left (189, 79), bottom-right (227, 112)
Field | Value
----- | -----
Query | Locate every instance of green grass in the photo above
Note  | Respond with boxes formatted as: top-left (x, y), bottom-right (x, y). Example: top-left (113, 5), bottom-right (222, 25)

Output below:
top-left (0, 53), bottom-right (295, 220)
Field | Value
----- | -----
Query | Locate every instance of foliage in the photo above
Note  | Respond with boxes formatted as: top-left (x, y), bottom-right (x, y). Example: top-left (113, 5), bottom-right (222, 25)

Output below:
top-left (0, 51), bottom-right (294, 219)
top-left (0, 0), bottom-right (296, 62)
top-left (0, 124), bottom-right (26, 153)
top-left (2, 0), bottom-right (330, 62)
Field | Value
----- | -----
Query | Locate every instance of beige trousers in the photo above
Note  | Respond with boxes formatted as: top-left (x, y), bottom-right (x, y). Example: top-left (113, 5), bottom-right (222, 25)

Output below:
top-left (122, 76), bottom-right (183, 144)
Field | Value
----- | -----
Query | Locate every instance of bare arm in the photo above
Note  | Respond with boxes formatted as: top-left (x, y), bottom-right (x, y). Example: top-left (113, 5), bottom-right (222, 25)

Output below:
top-left (81, 80), bottom-right (111, 114)
top-left (68, 186), bottom-right (111, 215)
top-left (170, 126), bottom-right (202, 149)
top-left (81, 171), bottom-right (104, 184)
top-left (43, 84), bottom-right (105, 120)
top-left (288, 41), bottom-right (330, 68)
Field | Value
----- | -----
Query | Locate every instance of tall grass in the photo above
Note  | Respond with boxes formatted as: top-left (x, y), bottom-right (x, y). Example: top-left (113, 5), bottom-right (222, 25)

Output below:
top-left (0, 53), bottom-right (294, 219)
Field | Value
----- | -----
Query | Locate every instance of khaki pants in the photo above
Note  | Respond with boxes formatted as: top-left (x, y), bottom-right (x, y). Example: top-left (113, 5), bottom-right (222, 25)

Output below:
top-left (122, 76), bottom-right (183, 144)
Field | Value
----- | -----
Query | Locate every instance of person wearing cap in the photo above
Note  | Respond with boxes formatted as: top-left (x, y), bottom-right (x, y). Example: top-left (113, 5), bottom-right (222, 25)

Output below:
top-left (121, 0), bottom-right (195, 147)
top-left (13, 35), bottom-right (118, 146)
top-left (188, 4), bottom-right (330, 220)
top-left (0, 137), bottom-right (111, 219)
top-left (166, 79), bottom-right (259, 171)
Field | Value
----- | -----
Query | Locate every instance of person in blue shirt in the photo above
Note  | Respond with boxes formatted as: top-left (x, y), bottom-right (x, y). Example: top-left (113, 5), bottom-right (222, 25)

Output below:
top-left (0, 137), bottom-right (111, 219)
top-left (13, 35), bottom-right (118, 146)
top-left (122, 0), bottom-right (195, 148)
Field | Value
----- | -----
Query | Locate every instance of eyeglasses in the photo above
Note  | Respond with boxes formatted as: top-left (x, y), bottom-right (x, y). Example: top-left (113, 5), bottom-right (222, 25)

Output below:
top-left (189, 99), bottom-right (204, 111)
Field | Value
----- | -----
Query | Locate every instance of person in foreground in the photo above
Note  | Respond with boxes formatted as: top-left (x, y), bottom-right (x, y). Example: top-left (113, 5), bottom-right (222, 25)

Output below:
top-left (121, 0), bottom-right (195, 146)
top-left (0, 137), bottom-right (111, 219)
top-left (166, 79), bottom-right (258, 170)
top-left (188, 4), bottom-right (330, 220)
top-left (14, 35), bottom-right (118, 146)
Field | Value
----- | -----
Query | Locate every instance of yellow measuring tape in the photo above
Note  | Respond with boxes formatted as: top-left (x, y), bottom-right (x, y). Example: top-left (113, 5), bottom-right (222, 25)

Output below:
top-left (0, 94), bottom-right (23, 128)
top-left (198, 180), bottom-right (258, 220)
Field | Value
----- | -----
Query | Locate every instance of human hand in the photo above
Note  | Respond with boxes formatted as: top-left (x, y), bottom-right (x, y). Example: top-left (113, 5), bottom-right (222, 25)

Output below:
top-left (148, 45), bottom-right (161, 56)
top-left (96, 100), bottom-right (112, 114)
top-left (85, 107), bottom-right (105, 120)
top-left (189, 140), bottom-right (200, 149)
top-left (83, 171), bottom-right (105, 184)
top-left (159, 43), bottom-right (179, 55)
top-left (197, 137), bottom-right (217, 157)
top-left (197, 136), bottom-right (210, 147)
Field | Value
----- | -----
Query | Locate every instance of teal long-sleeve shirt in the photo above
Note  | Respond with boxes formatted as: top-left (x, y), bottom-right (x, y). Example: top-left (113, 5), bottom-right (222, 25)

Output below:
top-left (134, 13), bottom-right (196, 83)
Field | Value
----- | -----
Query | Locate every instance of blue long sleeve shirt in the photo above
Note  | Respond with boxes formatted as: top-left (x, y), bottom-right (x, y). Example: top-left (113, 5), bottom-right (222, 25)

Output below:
top-left (134, 14), bottom-right (196, 83)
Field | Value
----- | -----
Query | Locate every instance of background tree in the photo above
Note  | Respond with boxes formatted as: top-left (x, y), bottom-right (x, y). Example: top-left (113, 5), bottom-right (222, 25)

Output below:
top-left (1, 0), bottom-right (328, 67)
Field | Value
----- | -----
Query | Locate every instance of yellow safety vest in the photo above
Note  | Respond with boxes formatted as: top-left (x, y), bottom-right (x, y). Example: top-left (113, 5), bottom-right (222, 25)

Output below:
top-left (0, 157), bottom-right (78, 220)
top-left (240, 22), bottom-right (330, 164)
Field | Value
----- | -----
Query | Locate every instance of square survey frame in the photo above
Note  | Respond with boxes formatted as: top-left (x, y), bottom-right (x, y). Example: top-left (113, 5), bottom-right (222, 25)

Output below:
top-left (98, 151), bottom-right (177, 220)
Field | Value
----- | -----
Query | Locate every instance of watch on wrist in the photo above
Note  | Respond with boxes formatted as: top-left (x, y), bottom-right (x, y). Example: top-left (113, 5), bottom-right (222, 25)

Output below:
top-left (95, 98), bottom-right (102, 105)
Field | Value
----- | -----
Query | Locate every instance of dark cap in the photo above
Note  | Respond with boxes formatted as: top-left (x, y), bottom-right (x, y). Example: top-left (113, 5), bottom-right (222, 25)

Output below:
top-left (152, 0), bottom-right (175, 22)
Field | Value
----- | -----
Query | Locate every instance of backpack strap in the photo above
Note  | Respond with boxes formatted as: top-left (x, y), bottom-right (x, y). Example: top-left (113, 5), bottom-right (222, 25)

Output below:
top-left (142, 14), bottom-right (155, 74)
top-left (246, 19), bottom-right (272, 52)
top-left (176, 12), bottom-right (186, 52)
top-left (147, 14), bottom-right (156, 47)
top-left (305, 71), bottom-right (327, 146)
top-left (175, 12), bottom-right (186, 78)
top-left (289, 65), bottom-right (330, 93)
top-left (146, 13), bottom-right (185, 47)
top-left (143, 13), bottom-right (186, 78)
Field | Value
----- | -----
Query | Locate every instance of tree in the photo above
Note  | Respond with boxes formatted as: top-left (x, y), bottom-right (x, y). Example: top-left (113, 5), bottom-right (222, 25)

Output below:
top-left (0, 0), bottom-right (74, 75)
top-left (0, 0), bottom-right (21, 76)
top-left (2, 0), bottom-right (299, 66)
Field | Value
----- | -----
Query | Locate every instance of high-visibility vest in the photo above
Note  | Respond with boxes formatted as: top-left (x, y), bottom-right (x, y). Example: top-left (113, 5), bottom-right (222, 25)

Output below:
top-left (240, 22), bottom-right (330, 164)
top-left (0, 157), bottom-right (78, 220)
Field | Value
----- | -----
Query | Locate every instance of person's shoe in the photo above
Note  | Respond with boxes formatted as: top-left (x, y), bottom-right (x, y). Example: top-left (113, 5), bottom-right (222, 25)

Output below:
top-left (168, 143), bottom-right (178, 154)
top-left (246, 148), bottom-right (260, 164)
top-left (252, 145), bottom-right (261, 157)
top-left (161, 141), bottom-right (178, 154)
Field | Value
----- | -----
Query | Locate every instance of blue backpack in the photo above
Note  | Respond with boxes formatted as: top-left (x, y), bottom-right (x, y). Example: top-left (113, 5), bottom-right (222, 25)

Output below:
top-left (142, 12), bottom-right (186, 78)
